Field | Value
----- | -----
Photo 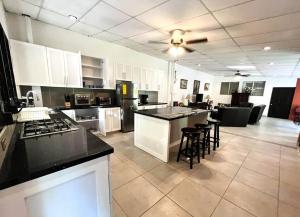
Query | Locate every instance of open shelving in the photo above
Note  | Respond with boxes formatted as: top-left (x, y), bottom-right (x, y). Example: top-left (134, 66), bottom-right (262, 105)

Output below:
top-left (81, 55), bottom-right (104, 89)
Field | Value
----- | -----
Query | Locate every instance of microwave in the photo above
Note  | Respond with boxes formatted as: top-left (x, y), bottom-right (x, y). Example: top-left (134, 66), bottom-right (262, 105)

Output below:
top-left (75, 94), bottom-right (91, 106)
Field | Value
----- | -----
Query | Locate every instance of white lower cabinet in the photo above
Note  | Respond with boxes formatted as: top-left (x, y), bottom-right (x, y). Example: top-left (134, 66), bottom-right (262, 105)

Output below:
top-left (98, 107), bottom-right (121, 136)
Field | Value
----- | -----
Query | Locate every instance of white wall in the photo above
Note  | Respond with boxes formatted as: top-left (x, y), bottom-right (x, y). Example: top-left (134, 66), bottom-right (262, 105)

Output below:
top-left (172, 64), bottom-right (214, 103)
top-left (211, 76), bottom-right (297, 115)
top-left (0, 0), bottom-right (8, 34)
top-left (6, 13), bottom-right (168, 72)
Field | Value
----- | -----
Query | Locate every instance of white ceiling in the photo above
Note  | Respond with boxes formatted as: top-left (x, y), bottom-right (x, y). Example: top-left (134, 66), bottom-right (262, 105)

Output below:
top-left (3, 0), bottom-right (300, 77)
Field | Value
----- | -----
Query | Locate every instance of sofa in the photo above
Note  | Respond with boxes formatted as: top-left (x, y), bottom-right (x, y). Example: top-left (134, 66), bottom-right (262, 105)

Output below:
top-left (248, 105), bottom-right (266, 124)
top-left (213, 107), bottom-right (252, 127)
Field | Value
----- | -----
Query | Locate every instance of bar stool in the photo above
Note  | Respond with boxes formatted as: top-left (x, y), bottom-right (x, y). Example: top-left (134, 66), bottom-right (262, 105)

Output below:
top-left (207, 118), bottom-right (221, 150)
top-left (195, 123), bottom-right (212, 158)
top-left (176, 127), bottom-right (201, 169)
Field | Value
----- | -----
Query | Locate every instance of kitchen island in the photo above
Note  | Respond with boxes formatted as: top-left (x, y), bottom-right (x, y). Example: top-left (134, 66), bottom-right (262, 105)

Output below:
top-left (134, 107), bottom-right (209, 162)
top-left (0, 111), bottom-right (113, 217)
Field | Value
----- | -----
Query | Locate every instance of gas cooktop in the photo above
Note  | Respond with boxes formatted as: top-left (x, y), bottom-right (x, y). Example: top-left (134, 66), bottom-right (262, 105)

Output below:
top-left (20, 118), bottom-right (78, 139)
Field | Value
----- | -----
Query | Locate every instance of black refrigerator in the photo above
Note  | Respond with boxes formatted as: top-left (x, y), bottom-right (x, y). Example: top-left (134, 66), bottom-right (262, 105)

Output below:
top-left (116, 80), bottom-right (138, 132)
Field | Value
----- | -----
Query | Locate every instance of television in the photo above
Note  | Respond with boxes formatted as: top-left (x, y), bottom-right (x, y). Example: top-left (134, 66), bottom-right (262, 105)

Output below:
top-left (0, 22), bottom-right (19, 125)
top-left (196, 94), bottom-right (203, 103)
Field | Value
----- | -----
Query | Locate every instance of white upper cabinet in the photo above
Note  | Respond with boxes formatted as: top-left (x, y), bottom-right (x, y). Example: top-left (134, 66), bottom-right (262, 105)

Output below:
top-left (10, 40), bottom-right (50, 86)
top-left (47, 48), bottom-right (66, 87)
top-left (103, 59), bottom-right (115, 89)
top-left (64, 51), bottom-right (82, 88)
top-left (132, 65), bottom-right (141, 88)
top-left (114, 62), bottom-right (132, 81)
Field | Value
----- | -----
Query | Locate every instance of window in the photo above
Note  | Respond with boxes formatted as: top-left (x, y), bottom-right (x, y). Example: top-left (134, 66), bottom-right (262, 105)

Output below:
top-left (242, 81), bottom-right (266, 96)
top-left (220, 82), bottom-right (239, 95)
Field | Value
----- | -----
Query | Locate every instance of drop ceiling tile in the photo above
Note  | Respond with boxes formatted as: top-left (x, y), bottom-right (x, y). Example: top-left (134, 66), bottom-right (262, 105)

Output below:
top-left (235, 28), bottom-right (300, 46)
top-left (136, 0), bottom-right (208, 29)
top-left (43, 0), bottom-right (98, 17)
top-left (241, 39), bottom-right (300, 51)
top-left (163, 14), bottom-right (221, 32)
top-left (109, 19), bottom-right (154, 38)
top-left (23, 0), bottom-right (42, 6)
top-left (214, 0), bottom-right (300, 27)
top-left (38, 9), bottom-right (75, 28)
top-left (103, 0), bottom-right (167, 16)
top-left (130, 30), bottom-right (169, 44)
top-left (3, 0), bottom-right (40, 18)
top-left (94, 31), bottom-right (124, 42)
top-left (114, 38), bottom-right (142, 47)
top-left (81, 1), bottom-right (130, 30)
top-left (201, 0), bottom-right (250, 11)
top-left (226, 12), bottom-right (300, 37)
top-left (70, 22), bottom-right (102, 36)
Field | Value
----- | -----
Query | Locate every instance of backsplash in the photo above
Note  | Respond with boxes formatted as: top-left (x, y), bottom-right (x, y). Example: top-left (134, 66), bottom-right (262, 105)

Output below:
top-left (19, 86), bottom-right (116, 107)
top-left (138, 90), bottom-right (158, 103)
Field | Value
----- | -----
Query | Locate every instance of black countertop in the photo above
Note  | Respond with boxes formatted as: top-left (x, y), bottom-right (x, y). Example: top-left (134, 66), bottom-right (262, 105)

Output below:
top-left (0, 111), bottom-right (113, 190)
top-left (134, 106), bottom-right (209, 121)
top-left (138, 102), bottom-right (168, 106)
top-left (55, 105), bottom-right (120, 110)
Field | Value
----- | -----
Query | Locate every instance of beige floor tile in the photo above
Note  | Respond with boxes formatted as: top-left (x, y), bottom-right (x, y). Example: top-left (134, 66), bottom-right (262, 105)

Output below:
top-left (203, 159), bottom-right (240, 178)
top-left (242, 157), bottom-right (279, 180)
top-left (110, 154), bottom-right (124, 166)
top-left (113, 177), bottom-right (164, 217)
top-left (224, 181), bottom-right (278, 217)
top-left (247, 151), bottom-right (280, 166)
top-left (235, 167), bottom-right (279, 197)
top-left (141, 197), bottom-right (192, 217)
top-left (189, 164), bottom-right (232, 196)
top-left (113, 199), bottom-right (127, 217)
top-left (126, 155), bottom-right (163, 174)
top-left (280, 167), bottom-right (300, 189)
top-left (278, 202), bottom-right (300, 217)
top-left (280, 182), bottom-right (300, 209)
top-left (212, 150), bottom-right (246, 166)
top-left (143, 164), bottom-right (186, 194)
top-left (168, 179), bottom-right (221, 217)
top-left (111, 162), bottom-right (140, 190)
top-left (211, 199), bottom-right (255, 217)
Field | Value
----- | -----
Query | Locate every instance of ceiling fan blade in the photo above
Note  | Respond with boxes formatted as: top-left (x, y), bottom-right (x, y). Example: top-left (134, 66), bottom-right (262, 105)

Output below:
top-left (182, 46), bottom-right (195, 53)
top-left (186, 38), bottom-right (208, 45)
top-left (162, 48), bottom-right (169, 53)
top-left (148, 40), bottom-right (168, 44)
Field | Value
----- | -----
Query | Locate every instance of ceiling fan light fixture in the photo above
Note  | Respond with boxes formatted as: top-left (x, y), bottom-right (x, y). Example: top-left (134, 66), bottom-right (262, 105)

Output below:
top-left (169, 46), bottom-right (185, 58)
top-left (264, 46), bottom-right (271, 51)
top-left (68, 15), bottom-right (78, 21)
top-left (197, 63), bottom-right (201, 67)
top-left (269, 62), bottom-right (274, 65)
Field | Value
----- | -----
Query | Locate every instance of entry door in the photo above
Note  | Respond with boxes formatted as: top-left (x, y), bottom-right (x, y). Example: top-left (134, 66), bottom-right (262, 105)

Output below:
top-left (268, 87), bottom-right (295, 119)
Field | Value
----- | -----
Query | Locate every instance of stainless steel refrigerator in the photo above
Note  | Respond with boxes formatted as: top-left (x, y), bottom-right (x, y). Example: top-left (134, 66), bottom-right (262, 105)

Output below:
top-left (116, 80), bottom-right (138, 132)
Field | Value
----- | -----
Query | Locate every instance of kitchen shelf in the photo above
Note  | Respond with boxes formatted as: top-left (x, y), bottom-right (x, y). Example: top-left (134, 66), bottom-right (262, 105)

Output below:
top-left (82, 64), bottom-right (102, 69)
top-left (83, 75), bottom-right (103, 79)
top-left (76, 119), bottom-right (99, 123)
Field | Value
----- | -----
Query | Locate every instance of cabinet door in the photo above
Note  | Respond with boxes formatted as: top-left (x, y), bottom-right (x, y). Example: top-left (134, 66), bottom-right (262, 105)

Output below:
top-left (124, 64), bottom-right (132, 81)
top-left (115, 62), bottom-right (124, 80)
top-left (103, 59), bottom-right (115, 89)
top-left (110, 108), bottom-right (121, 131)
top-left (64, 51), bottom-right (82, 88)
top-left (140, 68), bottom-right (148, 90)
top-left (105, 109), bottom-right (112, 132)
top-left (132, 66), bottom-right (141, 89)
top-left (47, 48), bottom-right (67, 87)
top-left (10, 40), bottom-right (50, 86)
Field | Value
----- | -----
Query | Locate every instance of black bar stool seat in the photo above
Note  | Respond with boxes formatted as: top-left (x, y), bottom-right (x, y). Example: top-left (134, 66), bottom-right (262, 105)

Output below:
top-left (177, 127), bottom-right (201, 169)
top-left (207, 118), bottom-right (221, 150)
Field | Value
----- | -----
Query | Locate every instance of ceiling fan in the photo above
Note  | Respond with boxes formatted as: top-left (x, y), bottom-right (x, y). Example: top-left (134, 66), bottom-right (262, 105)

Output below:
top-left (234, 70), bottom-right (250, 77)
top-left (148, 29), bottom-right (208, 57)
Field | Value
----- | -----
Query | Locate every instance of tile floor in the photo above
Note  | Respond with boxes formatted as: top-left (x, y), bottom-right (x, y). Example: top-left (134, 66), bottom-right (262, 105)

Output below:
top-left (98, 117), bottom-right (300, 217)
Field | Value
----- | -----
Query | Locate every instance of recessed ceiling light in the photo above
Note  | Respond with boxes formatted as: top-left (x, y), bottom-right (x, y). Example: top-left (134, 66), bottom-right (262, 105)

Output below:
top-left (264, 46), bottom-right (271, 51)
top-left (68, 15), bottom-right (78, 22)
top-left (269, 62), bottom-right (274, 65)
top-left (197, 63), bottom-right (201, 67)
top-left (227, 65), bottom-right (256, 70)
